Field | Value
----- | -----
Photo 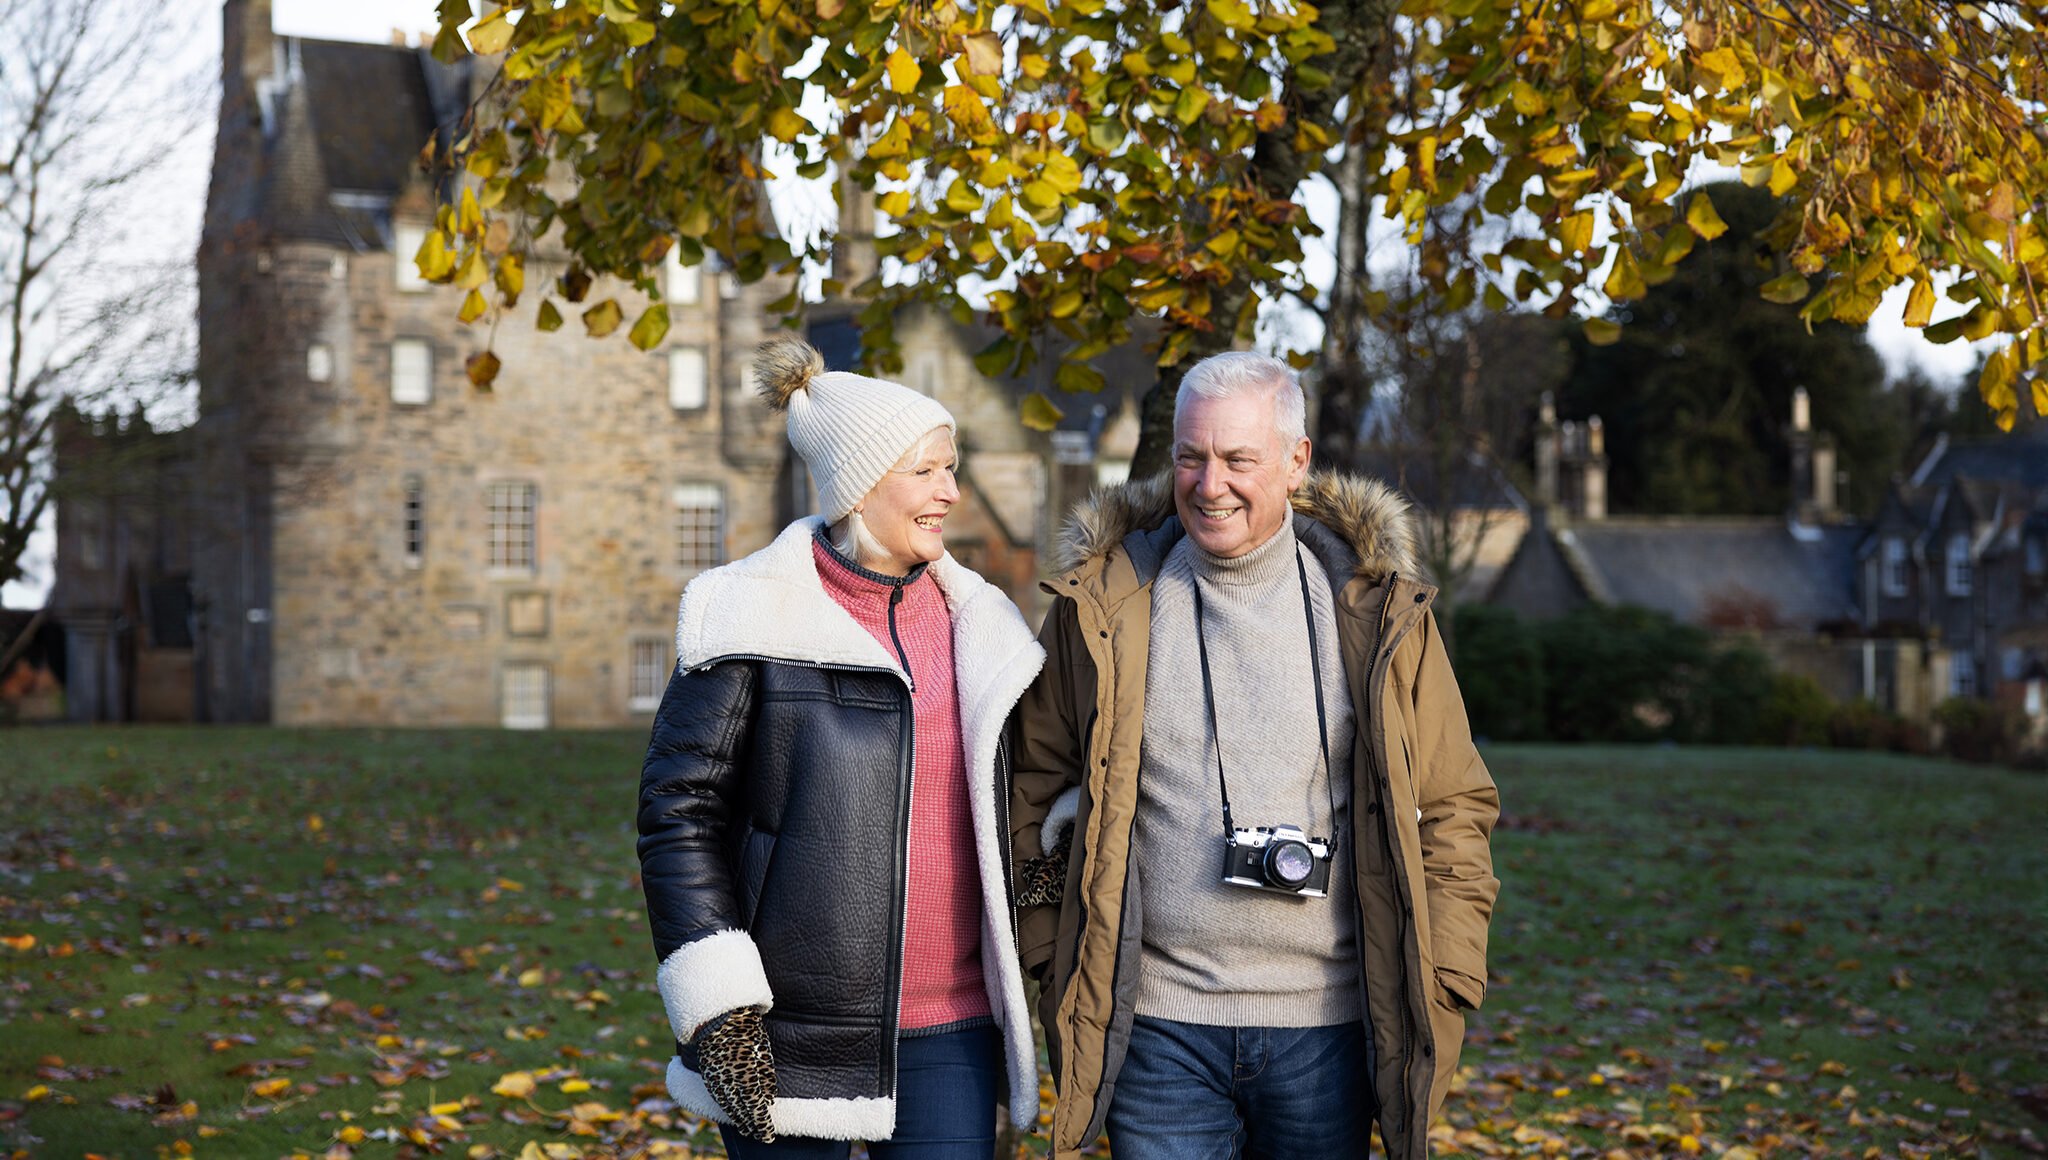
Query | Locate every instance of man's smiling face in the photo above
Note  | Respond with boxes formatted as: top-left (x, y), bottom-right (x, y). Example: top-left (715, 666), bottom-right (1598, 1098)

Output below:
top-left (1171, 389), bottom-right (1310, 559)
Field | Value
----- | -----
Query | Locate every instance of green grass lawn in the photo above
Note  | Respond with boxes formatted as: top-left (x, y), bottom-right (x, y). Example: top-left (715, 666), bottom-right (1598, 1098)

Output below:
top-left (1, 732), bottom-right (2043, 1158)
top-left (1462, 745), bottom-right (2048, 1158)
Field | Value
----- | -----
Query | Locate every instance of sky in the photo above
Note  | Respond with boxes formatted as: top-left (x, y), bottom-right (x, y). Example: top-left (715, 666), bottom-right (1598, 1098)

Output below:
top-left (0, 1), bottom-right (1989, 608)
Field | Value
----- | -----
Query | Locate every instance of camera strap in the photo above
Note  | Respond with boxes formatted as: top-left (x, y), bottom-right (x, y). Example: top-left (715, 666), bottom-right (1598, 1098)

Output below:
top-left (1190, 546), bottom-right (1340, 850)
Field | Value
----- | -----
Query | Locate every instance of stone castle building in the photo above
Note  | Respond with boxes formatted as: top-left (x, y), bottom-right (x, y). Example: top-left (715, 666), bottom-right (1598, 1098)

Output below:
top-left (53, 0), bottom-right (1139, 727)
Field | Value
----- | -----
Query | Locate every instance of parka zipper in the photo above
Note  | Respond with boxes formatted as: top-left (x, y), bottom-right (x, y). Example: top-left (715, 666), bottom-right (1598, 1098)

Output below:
top-left (1361, 572), bottom-right (1422, 1148)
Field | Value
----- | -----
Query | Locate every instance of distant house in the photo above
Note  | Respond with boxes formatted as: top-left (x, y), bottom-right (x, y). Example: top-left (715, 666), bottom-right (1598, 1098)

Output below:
top-left (46, 408), bottom-right (200, 724)
top-left (1487, 389), bottom-right (2048, 728)
top-left (1861, 426), bottom-right (2048, 726)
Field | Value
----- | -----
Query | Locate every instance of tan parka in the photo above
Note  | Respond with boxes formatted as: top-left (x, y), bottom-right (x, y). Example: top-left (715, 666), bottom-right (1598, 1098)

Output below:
top-left (1011, 472), bottom-right (1500, 1159)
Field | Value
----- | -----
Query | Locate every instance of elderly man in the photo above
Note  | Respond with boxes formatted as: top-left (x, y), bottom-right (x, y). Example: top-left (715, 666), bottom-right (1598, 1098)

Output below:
top-left (1010, 351), bottom-right (1500, 1159)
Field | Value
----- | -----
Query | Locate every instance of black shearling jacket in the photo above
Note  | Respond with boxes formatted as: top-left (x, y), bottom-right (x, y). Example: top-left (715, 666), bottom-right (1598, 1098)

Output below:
top-left (637, 519), bottom-right (1045, 1141)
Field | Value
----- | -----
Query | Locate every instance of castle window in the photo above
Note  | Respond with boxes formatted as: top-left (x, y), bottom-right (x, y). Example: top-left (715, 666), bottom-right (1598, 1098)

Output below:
top-left (402, 475), bottom-right (424, 566)
top-left (501, 663), bottom-right (550, 730)
top-left (629, 638), bottom-right (668, 712)
top-left (664, 246), bottom-right (701, 305)
top-left (2027, 533), bottom-right (2046, 577)
top-left (674, 483), bottom-right (725, 574)
top-left (74, 499), bottom-right (106, 572)
top-left (391, 340), bottom-right (432, 406)
top-left (307, 342), bottom-right (333, 383)
top-left (394, 224), bottom-right (428, 292)
top-left (488, 482), bottom-right (537, 572)
top-left (668, 347), bottom-right (708, 411)
top-left (1881, 537), bottom-right (1907, 597)
top-left (1950, 649), bottom-right (1976, 698)
top-left (1946, 533), bottom-right (1972, 596)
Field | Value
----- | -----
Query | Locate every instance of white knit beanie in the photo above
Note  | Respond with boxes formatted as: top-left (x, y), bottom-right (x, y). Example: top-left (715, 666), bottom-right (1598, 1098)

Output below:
top-left (754, 335), bottom-right (957, 524)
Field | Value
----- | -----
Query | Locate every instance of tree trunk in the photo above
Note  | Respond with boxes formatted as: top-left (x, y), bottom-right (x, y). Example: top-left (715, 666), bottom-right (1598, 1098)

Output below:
top-left (1126, 0), bottom-right (1402, 478)
top-left (0, 605), bottom-right (48, 675)
top-left (1314, 135), bottom-right (1374, 469)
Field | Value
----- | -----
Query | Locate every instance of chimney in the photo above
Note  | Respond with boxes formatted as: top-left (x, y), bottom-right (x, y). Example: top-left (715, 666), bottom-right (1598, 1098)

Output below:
top-left (833, 167), bottom-right (879, 293)
top-left (1535, 390), bottom-right (1559, 512)
top-left (1789, 385), bottom-right (1816, 524)
top-left (1812, 435), bottom-right (1838, 517)
top-left (1581, 415), bottom-right (1608, 520)
top-left (223, 0), bottom-right (276, 108)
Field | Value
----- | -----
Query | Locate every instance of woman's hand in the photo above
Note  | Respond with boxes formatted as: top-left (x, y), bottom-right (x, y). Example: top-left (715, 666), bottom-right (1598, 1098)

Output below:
top-left (697, 1008), bottom-right (778, 1141)
top-left (1016, 822), bottom-right (1072, 909)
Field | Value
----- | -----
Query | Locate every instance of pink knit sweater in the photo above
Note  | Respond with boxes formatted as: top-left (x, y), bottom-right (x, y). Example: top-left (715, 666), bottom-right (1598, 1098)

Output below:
top-left (812, 538), bottom-right (990, 1031)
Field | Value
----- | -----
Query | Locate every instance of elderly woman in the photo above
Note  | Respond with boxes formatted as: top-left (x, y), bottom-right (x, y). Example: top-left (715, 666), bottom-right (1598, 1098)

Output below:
top-left (636, 336), bottom-right (1045, 1158)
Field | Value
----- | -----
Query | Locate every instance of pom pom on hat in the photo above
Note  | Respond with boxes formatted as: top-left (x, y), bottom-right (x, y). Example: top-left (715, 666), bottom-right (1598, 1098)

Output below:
top-left (754, 334), bottom-right (826, 412)
top-left (751, 335), bottom-right (956, 523)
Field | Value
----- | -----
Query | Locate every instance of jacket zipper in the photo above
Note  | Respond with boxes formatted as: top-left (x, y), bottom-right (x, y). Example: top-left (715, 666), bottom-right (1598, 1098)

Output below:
top-left (884, 582), bottom-right (916, 1098)
top-left (996, 731), bottom-right (1018, 945)
top-left (689, 647), bottom-right (918, 1103)
top-left (887, 584), bottom-right (915, 692)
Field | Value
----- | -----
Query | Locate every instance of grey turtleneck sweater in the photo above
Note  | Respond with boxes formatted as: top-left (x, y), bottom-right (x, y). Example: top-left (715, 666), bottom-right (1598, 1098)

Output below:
top-left (1133, 517), bottom-right (1361, 1027)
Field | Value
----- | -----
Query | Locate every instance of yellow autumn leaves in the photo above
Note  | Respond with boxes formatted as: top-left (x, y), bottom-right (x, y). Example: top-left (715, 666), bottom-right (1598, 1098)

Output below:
top-left (428, 0), bottom-right (2047, 427)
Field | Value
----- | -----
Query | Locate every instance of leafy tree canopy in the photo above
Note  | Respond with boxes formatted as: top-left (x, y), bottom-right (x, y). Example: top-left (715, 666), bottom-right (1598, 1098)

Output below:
top-left (424, 0), bottom-right (2048, 445)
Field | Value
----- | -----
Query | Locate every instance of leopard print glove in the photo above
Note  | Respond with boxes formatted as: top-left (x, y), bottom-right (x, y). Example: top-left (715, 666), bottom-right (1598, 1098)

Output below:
top-left (697, 1007), bottom-right (777, 1142)
top-left (1015, 823), bottom-right (1072, 909)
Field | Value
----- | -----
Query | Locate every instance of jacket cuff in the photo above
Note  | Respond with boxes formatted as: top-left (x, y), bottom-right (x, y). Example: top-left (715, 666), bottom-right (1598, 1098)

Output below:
top-left (1041, 785), bottom-right (1082, 858)
top-left (657, 928), bottom-right (775, 1043)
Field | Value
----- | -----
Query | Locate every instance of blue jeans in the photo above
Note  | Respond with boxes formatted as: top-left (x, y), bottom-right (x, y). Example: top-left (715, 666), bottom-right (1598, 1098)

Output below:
top-left (1105, 1015), bottom-right (1376, 1160)
top-left (719, 1024), bottom-right (1001, 1160)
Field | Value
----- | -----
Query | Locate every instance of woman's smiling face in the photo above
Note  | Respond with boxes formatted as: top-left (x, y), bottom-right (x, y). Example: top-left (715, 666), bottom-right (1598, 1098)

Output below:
top-left (856, 427), bottom-right (960, 575)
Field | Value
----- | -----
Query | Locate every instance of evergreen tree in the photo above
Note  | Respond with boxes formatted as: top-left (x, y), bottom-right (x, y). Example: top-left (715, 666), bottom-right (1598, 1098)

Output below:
top-left (1557, 183), bottom-right (1905, 517)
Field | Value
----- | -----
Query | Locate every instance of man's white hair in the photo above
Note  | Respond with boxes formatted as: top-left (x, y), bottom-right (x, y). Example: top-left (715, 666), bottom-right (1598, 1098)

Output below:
top-left (1173, 351), bottom-right (1306, 444)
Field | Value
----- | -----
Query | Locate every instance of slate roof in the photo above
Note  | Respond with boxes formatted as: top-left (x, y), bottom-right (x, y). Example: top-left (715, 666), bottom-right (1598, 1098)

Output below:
top-left (257, 80), bottom-right (346, 247)
top-left (1909, 425), bottom-right (2048, 491)
top-left (298, 40), bottom-right (444, 196)
top-left (259, 39), bottom-right (469, 248)
top-left (1554, 517), bottom-right (1864, 628)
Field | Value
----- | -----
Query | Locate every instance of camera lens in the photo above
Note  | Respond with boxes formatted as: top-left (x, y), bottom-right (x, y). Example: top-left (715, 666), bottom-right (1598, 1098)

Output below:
top-left (1263, 839), bottom-right (1314, 889)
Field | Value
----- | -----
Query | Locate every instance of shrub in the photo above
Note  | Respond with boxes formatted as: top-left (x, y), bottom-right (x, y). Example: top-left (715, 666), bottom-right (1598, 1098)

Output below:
top-left (1828, 698), bottom-right (1916, 752)
top-left (1697, 644), bottom-right (1775, 745)
top-left (1451, 604), bottom-right (1545, 742)
top-left (1753, 672), bottom-right (1834, 747)
top-left (1933, 697), bottom-right (2022, 764)
top-left (1534, 604), bottom-right (1711, 743)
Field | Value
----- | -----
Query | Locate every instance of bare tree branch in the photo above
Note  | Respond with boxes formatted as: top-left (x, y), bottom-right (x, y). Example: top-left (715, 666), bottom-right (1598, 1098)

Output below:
top-left (0, 0), bottom-right (202, 591)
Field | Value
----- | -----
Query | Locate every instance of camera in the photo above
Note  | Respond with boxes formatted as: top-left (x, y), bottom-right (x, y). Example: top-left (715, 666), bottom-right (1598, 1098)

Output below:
top-left (1221, 824), bottom-right (1332, 898)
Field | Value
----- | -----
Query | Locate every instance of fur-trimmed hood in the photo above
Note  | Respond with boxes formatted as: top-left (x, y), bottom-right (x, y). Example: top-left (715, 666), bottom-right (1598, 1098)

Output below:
top-left (1053, 470), bottom-right (1418, 583)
